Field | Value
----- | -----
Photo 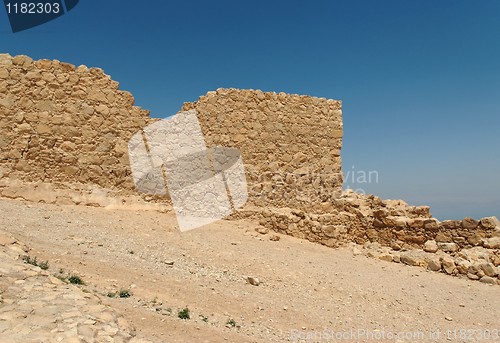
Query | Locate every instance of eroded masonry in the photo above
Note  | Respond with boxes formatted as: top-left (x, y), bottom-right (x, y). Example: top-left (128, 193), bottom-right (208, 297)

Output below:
top-left (1, 54), bottom-right (499, 255)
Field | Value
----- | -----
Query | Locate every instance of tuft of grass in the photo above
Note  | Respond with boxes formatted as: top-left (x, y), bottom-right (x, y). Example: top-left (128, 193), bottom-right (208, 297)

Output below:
top-left (23, 255), bottom-right (49, 270)
top-left (68, 275), bottom-right (84, 285)
top-left (118, 289), bottom-right (131, 298)
top-left (38, 260), bottom-right (49, 270)
top-left (178, 307), bottom-right (190, 320)
top-left (106, 291), bottom-right (116, 298)
top-left (226, 319), bottom-right (237, 327)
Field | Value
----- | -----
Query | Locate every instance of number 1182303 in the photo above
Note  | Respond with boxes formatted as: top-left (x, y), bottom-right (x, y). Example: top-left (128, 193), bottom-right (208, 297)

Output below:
top-left (5, 2), bottom-right (61, 14)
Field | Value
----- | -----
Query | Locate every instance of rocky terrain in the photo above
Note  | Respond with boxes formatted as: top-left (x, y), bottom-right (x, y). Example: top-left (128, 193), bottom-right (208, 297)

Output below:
top-left (1, 53), bottom-right (499, 342)
top-left (1, 198), bottom-right (499, 342)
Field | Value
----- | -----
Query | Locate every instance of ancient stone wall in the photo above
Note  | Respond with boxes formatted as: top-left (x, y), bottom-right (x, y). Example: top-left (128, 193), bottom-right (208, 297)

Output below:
top-left (183, 88), bottom-right (343, 210)
top-left (237, 191), bottom-right (499, 250)
top-left (0, 53), bottom-right (151, 194)
top-left (1, 54), bottom-right (344, 207)
top-left (1, 54), bottom-right (498, 256)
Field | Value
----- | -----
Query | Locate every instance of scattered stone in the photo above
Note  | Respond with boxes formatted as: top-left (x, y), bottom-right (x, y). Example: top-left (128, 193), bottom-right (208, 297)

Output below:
top-left (390, 242), bottom-right (401, 251)
top-left (426, 257), bottom-right (442, 272)
top-left (482, 237), bottom-right (500, 249)
top-left (269, 235), bottom-right (280, 241)
top-left (378, 253), bottom-right (393, 262)
top-left (479, 276), bottom-right (497, 285)
top-left (437, 242), bottom-right (459, 253)
top-left (480, 216), bottom-right (500, 229)
top-left (255, 226), bottom-right (269, 235)
top-left (423, 240), bottom-right (438, 253)
top-left (247, 276), bottom-right (260, 286)
top-left (0, 232), bottom-right (152, 342)
top-left (400, 251), bottom-right (427, 267)
top-left (467, 273), bottom-right (480, 280)
top-left (440, 256), bottom-right (456, 275)
top-left (461, 217), bottom-right (479, 230)
top-left (454, 258), bottom-right (471, 275)
top-left (423, 219), bottom-right (440, 230)
top-left (478, 263), bottom-right (497, 277)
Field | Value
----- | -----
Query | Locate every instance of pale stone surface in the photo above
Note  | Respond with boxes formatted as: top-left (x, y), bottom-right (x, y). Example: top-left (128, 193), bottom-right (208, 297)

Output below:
top-left (438, 242), bottom-right (459, 253)
top-left (423, 240), bottom-right (438, 253)
top-left (0, 231), bottom-right (151, 342)
top-left (480, 216), bottom-right (500, 229)
top-left (0, 53), bottom-right (499, 292)
top-left (482, 237), bottom-right (500, 249)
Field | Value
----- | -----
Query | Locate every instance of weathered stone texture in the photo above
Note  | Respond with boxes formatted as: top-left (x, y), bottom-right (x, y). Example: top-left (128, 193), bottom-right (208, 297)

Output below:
top-left (1, 53), bottom-right (498, 254)
top-left (0, 54), bottom-right (151, 193)
top-left (183, 88), bottom-right (343, 210)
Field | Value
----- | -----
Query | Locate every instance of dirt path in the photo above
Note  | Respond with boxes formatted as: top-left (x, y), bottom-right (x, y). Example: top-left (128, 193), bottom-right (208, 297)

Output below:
top-left (0, 198), bottom-right (499, 342)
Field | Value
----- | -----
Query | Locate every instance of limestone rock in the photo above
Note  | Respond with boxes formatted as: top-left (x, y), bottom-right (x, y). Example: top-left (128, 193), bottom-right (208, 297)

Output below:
top-left (479, 276), bottom-right (497, 285)
top-left (423, 240), bottom-right (438, 253)
top-left (461, 217), bottom-right (479, 230)
top-left (426, 256), bottom-right (442, 272)
top-left (480, 216), bottom-right (500, 229)
top-left (467, 273), bottom-right (480, 280)
top-left (423, 219), bottom-right (440, 230)
top-left (255, 226), bottom-right (269, 235)
top-left (478, 263), bottom-right (497, 277)
top-left (482, 237), bottom-right (500, 249)
top-left (437, 242), bottom-right (459, 253)
top-left (378, 253), bottom-right (393, 262)
top-left (269, 234), bottom-right (280, 241)
top-left (454, 258), bottom-right (471, 275)
top-left (440, 256), bottom-right (456, 275)
top-left (400, 251), bottom-right (427, 267)
top-left (247, 276), bottom-right (260, 286)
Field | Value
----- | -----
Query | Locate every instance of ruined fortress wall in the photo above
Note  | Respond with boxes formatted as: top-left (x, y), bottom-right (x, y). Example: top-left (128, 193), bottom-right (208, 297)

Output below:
top-left (0, 54), bottom-right (151, 193)
top-left (1, 54), bottom-right (497, 253)
top-left (0, 55), bottom-right (344, 206)
top-left (183, 89), bottom-right (343, 210)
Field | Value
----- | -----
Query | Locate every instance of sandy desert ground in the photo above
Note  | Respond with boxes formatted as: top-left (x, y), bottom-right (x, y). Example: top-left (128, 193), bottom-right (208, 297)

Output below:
top-left (0, 198), bottom-right (499, 343)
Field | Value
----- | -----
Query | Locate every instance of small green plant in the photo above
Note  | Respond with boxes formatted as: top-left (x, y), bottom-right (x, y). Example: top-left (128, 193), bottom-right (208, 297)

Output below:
top-left (226, 319), bottom-right (237, 327)
top-left (38, 260), bottom-right (49, 270)
top-left (200, 315), bottom-right (208, 323)
top-left (23, 255), bottom-right (49, 270)
top-left (22, 255), bottom-right (35, 265)
top-left (178, 307), bottom-right (190, 320)
top-left (107, 291), bottom-right (116, 298)
top-left (118, 289), bottom-right (131, 298)
top-left (68, 275), bottom-right (84, 285)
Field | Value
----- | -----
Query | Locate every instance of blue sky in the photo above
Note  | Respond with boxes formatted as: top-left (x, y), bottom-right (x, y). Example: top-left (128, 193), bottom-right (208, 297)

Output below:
top-left (1, 1), bottom-right (499, 220)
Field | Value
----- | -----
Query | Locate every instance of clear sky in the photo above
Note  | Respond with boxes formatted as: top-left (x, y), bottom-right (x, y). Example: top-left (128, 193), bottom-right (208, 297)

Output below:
top-left (1, 1), bottom-right (499, 220)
